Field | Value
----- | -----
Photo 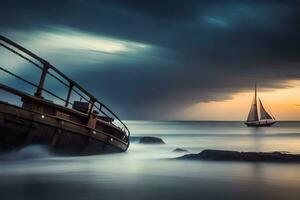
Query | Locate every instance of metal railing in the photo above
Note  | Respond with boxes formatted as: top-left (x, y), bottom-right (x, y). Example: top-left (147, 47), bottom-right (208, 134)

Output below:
top-left (0, 34), bottom-right (130, 138)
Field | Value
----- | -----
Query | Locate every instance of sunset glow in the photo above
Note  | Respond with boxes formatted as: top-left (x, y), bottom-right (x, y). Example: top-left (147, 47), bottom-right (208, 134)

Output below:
top-left (180, 80), bottom-right (300, 121)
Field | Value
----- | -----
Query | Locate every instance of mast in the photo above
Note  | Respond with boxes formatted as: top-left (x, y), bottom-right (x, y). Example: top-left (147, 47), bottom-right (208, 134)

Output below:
top-left (254, 83), bottom-right (259, 121)
top-left (254, 83), bottom-right (257, 108)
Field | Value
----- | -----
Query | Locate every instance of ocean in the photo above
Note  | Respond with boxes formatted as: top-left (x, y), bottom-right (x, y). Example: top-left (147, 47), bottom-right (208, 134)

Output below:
top-left (1, 121), bottom-right (300, 200)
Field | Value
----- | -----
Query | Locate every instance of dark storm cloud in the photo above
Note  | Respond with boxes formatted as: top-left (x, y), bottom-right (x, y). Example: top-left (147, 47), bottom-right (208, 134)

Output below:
top-left (1, 0), bottom-right (300, 119)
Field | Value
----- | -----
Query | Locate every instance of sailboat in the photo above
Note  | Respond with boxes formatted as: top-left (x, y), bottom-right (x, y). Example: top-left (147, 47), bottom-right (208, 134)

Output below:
top-left (244, 84), bottom-right (276, 127)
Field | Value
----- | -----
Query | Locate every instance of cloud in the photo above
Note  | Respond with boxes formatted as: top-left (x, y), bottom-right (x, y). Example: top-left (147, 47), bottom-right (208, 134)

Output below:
top-left (1, 0), bottom-right (300, 119)
top-left (203, 16), bottom-right (231, 28)
top-left (1, 26), bottom-right (165, 69)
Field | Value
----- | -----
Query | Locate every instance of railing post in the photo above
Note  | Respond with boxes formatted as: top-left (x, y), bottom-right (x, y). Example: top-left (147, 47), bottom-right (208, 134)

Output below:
top-left (65, 82), bottom-right (74, 107)
top-left (34, 61), bottom-right (49, 98)
top-left (88, 98), bottom-right (95, 118)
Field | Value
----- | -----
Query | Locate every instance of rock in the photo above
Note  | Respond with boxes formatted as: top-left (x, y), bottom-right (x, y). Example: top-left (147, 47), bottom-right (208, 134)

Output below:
top-left (129, 136), bottom-right (140, 143)
top-left (173, 148), bottom-right (188, 152)
top-left (176, 149), bottom-right (300, 163)
top-left (139, 136), bottom-right (165, 144)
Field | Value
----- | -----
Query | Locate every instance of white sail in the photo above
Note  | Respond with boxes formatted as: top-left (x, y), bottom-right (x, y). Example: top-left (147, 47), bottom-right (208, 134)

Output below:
top-left (245, 84), bottom-right (276, 126)
top-left (247, 96), bottom-right (259, 122)
top-left (259, 99), bottom-right (273, 120)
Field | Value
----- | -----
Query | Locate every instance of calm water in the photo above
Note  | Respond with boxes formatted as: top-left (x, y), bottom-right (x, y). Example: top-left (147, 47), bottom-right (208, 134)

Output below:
top-left (1, 121), bottom-right (300, 200)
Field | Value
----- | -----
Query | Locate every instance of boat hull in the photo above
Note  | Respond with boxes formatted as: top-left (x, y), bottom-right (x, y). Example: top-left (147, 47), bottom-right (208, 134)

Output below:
top-left (244, 120), bottom-right (276, 127)
top-left (0, 102), bottom-right (129, 155)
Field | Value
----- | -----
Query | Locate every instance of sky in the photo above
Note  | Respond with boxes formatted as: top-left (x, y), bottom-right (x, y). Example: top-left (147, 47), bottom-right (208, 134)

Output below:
top-left (1, 0), bottom-right (300, 120)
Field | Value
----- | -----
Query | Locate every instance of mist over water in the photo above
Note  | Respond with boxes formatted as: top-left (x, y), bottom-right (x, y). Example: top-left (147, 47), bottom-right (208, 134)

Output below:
top-left (1, 121), bottom-right (300, 200)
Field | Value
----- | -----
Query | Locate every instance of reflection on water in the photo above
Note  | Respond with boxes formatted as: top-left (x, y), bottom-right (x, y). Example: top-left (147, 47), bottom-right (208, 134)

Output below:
top-left (1, 121), bottom-right (300, 200)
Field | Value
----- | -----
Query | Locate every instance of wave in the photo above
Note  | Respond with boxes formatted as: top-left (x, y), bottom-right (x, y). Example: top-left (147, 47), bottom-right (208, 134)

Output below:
top-left (0, 145), bottom-right (52, 160)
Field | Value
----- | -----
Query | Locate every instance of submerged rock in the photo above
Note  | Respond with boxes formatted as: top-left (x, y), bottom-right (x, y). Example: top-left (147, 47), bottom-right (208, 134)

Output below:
top-left (173, 148), bottom-right (188, 152)
top-left (139, 136), bottom-right (165, 144)
top-left (129, 136), bottom-right (140, 143)
top-left (176, 149), bottom-right (300, 163)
